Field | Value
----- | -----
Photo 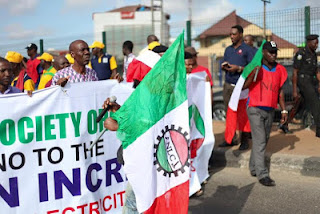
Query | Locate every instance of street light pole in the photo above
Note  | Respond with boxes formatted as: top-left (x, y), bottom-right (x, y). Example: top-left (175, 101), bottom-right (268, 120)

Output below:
top-left (151, 0), bottom-right (154, 35)
top-left (262, 0), bottom-right (270, 39)
top-left (187, 0), bottom-right (192, 46)
top-left (188, 0), bottom-right (192, 22)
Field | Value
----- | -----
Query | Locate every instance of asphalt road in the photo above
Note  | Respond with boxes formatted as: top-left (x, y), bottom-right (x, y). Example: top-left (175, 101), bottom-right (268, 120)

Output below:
top-left (189, 167), bottom-right (320, 214)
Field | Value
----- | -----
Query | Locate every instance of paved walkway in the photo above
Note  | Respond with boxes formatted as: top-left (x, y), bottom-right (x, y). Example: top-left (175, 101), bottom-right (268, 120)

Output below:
top-left (211, 121), bottom-right (320, 176)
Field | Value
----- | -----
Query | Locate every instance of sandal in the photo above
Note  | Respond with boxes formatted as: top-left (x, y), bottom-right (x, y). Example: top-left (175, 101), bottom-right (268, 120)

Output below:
top-left (195, 189), bottom-right (204, 197)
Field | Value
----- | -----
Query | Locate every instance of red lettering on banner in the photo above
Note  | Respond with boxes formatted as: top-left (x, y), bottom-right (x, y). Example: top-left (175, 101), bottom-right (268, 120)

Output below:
top-left (121, 11), bottom-right (135, 19)
top-left (113, 193), bottom-right (117, 209)
top-left (62, 207), bottom-right (75, 214)
top-left (117, 191), bottom-right (125, 206)
top-left (47, 210), bottom-right (59, 214)
top-left (46, 191), bottom-right (125, 214)
top-left (89, 201), bottom-right (100, 214)
top-left (103, 195), bottom-right (112, 211)
top-left (77, 204), bottom-right (88, 214)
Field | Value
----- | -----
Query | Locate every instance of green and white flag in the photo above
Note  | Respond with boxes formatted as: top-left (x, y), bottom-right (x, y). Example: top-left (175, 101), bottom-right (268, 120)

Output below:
top-left (112, 32), bottom-right (189, 214)
top-left (225, 40), bottom-right (266, 143)
top-left (187, 72), bottom-right (215, 196)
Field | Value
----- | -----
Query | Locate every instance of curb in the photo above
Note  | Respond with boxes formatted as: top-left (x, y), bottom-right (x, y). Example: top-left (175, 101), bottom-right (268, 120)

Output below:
top-left (210, 148), bottom-right (320, 177)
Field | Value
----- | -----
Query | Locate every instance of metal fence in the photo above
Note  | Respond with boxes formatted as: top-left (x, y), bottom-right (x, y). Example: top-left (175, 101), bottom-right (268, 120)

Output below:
top-left (170, 6), bottom-right (320, 87)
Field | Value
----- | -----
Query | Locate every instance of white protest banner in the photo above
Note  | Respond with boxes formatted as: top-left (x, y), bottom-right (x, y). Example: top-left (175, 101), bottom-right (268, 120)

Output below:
top-left (0, 80), bottom-right (133, 214)
top-left (187, 72), bottom-right (215, 196)
top-left (1, 74), bottom-right (214, 211)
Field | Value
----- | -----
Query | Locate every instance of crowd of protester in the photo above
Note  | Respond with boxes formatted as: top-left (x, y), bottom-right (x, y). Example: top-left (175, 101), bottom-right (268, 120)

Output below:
top-left (1, 27), bottom-right (319, 191)
top-left (0, 35), bottom-right (170, 91)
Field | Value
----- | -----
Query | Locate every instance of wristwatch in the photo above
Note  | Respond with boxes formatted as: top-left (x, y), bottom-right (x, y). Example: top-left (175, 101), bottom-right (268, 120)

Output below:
top-left (281, 110), bottom-right (288, 114)
top-left (238, 66), bottom-right (242, 73)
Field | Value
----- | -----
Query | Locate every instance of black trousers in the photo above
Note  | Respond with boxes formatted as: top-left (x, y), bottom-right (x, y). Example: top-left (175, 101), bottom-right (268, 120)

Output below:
top-left (298, 77), bottom-right (320, 129)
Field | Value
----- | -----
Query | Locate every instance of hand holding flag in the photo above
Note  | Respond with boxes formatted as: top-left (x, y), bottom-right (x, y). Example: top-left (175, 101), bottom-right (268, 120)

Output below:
top-left (225, 40), bottom-right (266, 144)
top-left (111, 32), bottom-right (190, 214)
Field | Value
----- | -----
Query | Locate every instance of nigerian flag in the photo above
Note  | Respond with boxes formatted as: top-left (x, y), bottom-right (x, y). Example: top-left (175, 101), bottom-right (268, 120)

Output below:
top-left (112, 32), bottom-right (190, 213)
top-left (225, 40), bottom-right (266, 143)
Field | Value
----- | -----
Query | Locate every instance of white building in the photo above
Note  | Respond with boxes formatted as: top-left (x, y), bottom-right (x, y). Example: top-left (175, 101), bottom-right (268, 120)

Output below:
top-left (93, 5), bottom-right (170, 58)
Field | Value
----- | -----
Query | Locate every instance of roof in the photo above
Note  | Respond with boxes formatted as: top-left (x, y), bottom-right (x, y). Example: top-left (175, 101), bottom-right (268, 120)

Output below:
top-left (270, 34), bottom-right (297, 49)
top-left (198, 10), bottom-right (296, 49)
top-left (108, 5), bottom-right (151, 12)
top-left (198, 11), bottom-right (251, 39)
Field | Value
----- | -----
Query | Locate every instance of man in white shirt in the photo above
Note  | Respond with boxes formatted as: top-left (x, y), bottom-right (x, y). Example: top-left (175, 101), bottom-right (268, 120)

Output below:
top-left (122, 41), bottom-right (136, 82)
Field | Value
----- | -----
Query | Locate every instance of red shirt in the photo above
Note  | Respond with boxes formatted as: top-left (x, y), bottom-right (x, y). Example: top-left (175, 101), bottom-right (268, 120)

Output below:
top-left (26, 57), bottom-right (41, 83)
top-left (191, 65), bottom-right (213, 86)
top-left (248, 64), bottom-right (287, 108)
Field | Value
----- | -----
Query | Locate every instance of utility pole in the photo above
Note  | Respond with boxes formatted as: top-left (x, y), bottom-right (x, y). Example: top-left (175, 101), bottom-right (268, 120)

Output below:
top-left (188, 0), bottom-right (192, 21)
top-left (160, 0), bottom-right (163, 43)
top-left (151, 0), bottom-right (163, 41)
top-left (187, 0), bottom-right (192, 46)
top-left (262, 0), bottom-right (270, 39)
top-left (151, 0), bottom-right (154, 35)
top-left (305, 6), bottom-right (310, 39)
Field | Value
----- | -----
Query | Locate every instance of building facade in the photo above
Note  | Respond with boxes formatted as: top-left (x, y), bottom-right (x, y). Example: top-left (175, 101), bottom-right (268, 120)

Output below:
top-left (93, 5), bottom-right (170, 59)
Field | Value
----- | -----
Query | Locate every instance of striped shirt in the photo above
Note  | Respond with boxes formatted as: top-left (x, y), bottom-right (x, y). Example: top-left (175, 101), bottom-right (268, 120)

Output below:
top-left (52, 65), bottom-right (98, 85)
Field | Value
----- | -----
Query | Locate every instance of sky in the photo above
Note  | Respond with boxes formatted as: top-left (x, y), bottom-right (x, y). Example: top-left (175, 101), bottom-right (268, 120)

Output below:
top-left (0, 0), bottom-right (319, 55)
